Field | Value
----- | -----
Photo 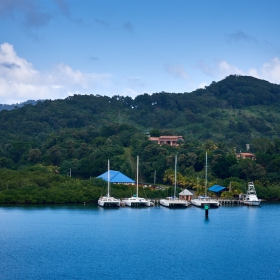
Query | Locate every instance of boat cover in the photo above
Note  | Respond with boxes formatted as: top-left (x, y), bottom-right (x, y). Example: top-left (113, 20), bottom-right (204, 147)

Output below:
top-left (97, 170), bottom-right (135, 183)
top-left (208, 185), bottom-right (226, 192)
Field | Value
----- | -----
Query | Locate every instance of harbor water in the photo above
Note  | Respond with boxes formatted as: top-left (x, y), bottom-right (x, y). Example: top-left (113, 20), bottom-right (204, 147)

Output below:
top-left (0, 203), bottom-right (280, 280)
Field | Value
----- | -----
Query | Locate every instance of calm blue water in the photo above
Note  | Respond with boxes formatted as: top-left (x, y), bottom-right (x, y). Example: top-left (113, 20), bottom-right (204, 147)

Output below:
top-left (0, 203), bottom-right (280, 280)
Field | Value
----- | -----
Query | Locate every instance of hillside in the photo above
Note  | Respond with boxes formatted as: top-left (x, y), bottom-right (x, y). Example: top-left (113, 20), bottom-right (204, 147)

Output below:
top-left (1, 75), bottom-right (280, 148)
top-left (1, 75), bottom-right (280, 202)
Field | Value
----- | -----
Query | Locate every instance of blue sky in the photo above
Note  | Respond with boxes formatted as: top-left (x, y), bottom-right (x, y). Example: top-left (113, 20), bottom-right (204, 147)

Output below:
top-left (0, 0), bottom-right (280, 104)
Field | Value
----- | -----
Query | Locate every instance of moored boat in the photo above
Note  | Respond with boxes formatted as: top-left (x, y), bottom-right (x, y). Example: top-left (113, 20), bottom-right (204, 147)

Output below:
top-left (191, 152), bottom-right (220, 208)
top-left (160, 196), bottom-right (188, 207)
top-left (122, 156), bottom-right (150, 207)
top-left (98, 160), bottom-right (120, 207)
top-left (160, 155), bottom-right (188, 208)
top-left (243, 182), bottom-right (261, 206)
top-left (191, 196), bottom-right (220, 208)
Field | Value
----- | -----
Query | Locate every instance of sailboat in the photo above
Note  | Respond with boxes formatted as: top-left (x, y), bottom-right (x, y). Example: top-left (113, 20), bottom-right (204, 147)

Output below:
top-left (191, 152), bottom-right (220, 208)
top-left (122, 156), bottom-right (150, 207)
top-left (160, 155), bottom-right (188, 207)
top-left (243, 182), bottom-right (261, 206)
top-left (98, 160), bottom-right (120, 207)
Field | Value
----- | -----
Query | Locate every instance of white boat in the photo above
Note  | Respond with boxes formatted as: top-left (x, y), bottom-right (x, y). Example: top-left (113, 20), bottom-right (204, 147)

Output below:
top-left (191, 196), bottom-right (220, 208)
top-left (98, 160), bottom-right (120, 207)
top-left (191, 152), bottom-right (220, 208)
top-left (160, 155), bottom-right (188, 208)
top-left (243, 182), bottom-right (261, 206)
top-left (122, 196), bottom-right (151, 207)
top-left (122, 156), bottom-right (150, 207)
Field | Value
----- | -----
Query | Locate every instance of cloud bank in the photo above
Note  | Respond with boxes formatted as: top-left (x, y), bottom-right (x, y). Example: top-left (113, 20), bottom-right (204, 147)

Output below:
top-left (0, 42), bottom-right (112, 104)
top-left (197, 58), bottom-right (280, 86)
top-left (1, 42), bottom-right (280, 104)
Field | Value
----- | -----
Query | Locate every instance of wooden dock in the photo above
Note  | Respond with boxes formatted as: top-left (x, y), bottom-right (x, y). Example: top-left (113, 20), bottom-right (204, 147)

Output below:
top-left (218, 199), bottom-right (242, 205)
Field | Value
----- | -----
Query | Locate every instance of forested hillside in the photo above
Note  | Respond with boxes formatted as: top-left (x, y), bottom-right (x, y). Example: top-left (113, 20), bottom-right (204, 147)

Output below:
top-left (1, 75), bottom-right (280, 203)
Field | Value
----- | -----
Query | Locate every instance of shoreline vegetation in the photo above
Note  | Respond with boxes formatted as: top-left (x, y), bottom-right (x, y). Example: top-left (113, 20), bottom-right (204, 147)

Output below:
top-left (0, 166), bottom-right (279, 205)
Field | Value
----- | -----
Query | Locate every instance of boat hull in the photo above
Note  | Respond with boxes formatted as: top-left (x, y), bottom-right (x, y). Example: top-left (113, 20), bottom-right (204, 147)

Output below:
top-left (191, 198), bottom-right (220, 208)
top-left (122, 197), bottom-right (150, 207)
top-left (243, 200), bottom-right (261, 206)
top-left (160, 198), bottom-right (188, 208)
top-left (98, 197), bottom-right (120, 207)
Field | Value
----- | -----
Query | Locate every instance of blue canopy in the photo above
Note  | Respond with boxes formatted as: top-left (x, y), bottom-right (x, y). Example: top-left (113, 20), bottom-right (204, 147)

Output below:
top-left (97, 170), bottom-right (135, 183)
top-left (208, 185), bottom-right (226, 193)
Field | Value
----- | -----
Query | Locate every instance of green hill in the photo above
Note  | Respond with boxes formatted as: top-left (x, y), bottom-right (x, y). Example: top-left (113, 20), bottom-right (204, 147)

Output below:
top-left (1, 75), bottom-right (280, 202)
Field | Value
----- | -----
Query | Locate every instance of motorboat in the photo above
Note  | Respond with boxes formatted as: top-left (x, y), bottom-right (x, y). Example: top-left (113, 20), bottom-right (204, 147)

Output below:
top-left (122, 156), bottom-right (150, 207)
top-left (98, 160), bottom-right (120, 207)
top-left (191, 152), bottom-right (220, 208)
top-left (160, 155), bottom-right (188, 208)
top-left (243, 182), bottom-right (261, 206)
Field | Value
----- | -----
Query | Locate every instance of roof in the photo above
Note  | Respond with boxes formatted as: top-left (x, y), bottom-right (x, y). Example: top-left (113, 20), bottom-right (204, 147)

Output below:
top-left (208, 185), bottom-right (226, 193)
top-left (179, 189), bottom-right (193, 196)
top-left (97, 170), bottom-right (135, 183)
top-left (237, 152), bottom-right (255, 156)
top-left (149, 137), bottom-right (159, 141)
top-left (159, 136), bottom-right (184, 139)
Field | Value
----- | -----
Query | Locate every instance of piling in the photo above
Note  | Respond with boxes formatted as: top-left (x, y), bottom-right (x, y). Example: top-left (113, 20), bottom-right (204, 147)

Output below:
top-left (204, 204), bottom-right (209, 218)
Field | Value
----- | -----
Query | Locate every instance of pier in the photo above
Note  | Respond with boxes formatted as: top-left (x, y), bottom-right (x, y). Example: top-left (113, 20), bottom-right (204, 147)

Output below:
top-left (218, 199), bottom-right (242, 205)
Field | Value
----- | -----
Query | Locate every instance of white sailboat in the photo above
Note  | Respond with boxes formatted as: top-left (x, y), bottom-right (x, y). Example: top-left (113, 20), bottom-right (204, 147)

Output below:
top-left (160, 155), bottom-right (188, 207)
top-left (191, 152), bottom-right (220, 208)
top-left (243, 182), bottom-right (261, 206)
top-left (122, 156), bottom-right (150, 207)
top-left (98, 160), bottom-right (120, 207)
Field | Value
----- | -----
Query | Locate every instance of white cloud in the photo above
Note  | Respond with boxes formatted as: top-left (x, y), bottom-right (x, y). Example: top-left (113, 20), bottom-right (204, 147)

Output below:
top-left (0, 42), bottom-right (113, 104)
top-left (196, 59), bottom-right (244, 79)
top-left (198, 82), bottom-right (208, 89)
top-left (196, 57), bottom-right (280, 88)
top-left (164, 63), bottom-right (189, 80)
top-left (123, 88), bottom-right (140, 98)
top-left (219, 57), bottom-right (280, 84)
top-left (259, 57), bottom-right (280, 83)
top-left (217, 61), bottom-right (244, 77)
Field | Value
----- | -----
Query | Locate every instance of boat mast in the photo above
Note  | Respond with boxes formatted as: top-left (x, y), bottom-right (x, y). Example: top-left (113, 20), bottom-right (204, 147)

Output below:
top-left (107, 159), bottom-right (110, 197)
top-left (137, 155), bottom-right (139, 197)
top-left (205, 152), bottom-right (207, 197)
top-left (174, 154), bottom-right (177, 198)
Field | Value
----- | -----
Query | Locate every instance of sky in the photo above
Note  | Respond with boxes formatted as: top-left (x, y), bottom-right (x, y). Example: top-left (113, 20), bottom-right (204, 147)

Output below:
top-left (0, 0), bottom-right (280, 104)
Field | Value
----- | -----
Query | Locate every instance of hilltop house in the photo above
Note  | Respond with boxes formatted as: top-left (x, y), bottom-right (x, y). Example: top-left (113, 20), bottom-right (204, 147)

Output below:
top-left (235, 152), bottom-right (256, 160)
top-left (149, 135), bottom-right (184, 146)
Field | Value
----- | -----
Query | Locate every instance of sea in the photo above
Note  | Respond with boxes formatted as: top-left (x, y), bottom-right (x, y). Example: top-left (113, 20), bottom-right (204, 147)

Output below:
top-left (0, 203), bottom-right (279, 280)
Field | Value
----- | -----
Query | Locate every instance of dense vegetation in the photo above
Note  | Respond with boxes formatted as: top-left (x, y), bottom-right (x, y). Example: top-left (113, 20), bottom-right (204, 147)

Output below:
top-left (1, 75), bottom-right (280, 203)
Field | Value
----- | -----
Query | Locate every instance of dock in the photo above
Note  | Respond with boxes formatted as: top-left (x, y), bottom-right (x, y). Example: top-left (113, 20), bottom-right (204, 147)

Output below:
top-left (218, 199), bottom-right (242, 205)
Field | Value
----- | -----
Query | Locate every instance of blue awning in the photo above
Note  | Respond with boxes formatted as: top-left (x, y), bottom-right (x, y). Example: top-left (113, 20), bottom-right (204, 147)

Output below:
top-left (208, 185), bottom-right (226, 192)
top-left (97, 170), bottom-right (135, 183)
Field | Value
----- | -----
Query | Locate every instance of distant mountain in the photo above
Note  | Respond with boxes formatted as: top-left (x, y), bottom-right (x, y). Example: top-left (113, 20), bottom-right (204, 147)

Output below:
top-left (0, 100), bottom-right (42, 111)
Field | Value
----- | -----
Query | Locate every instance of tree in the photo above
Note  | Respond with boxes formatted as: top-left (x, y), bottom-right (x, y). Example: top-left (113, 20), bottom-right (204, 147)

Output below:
top-left (28, 148), bottom-right (42, 163)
